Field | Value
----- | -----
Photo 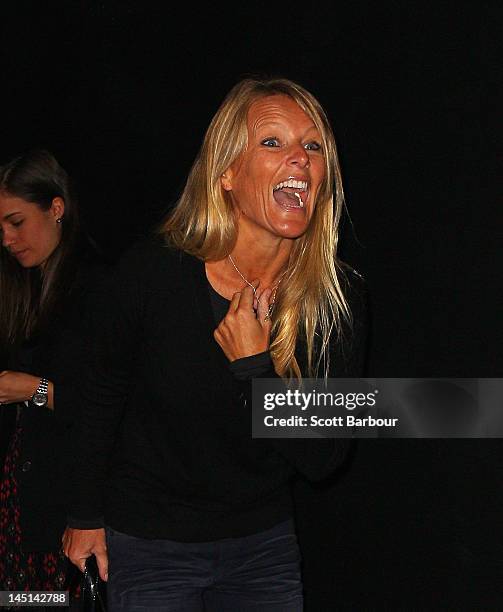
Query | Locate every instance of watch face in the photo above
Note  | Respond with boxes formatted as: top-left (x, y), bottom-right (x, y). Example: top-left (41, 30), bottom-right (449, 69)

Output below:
top-left (32, 392), bottom-right (48, 407)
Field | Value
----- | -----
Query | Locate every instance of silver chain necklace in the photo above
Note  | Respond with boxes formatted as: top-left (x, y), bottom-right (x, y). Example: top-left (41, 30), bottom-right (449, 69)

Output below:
top-left (227, 254), bottom-right (286, 320)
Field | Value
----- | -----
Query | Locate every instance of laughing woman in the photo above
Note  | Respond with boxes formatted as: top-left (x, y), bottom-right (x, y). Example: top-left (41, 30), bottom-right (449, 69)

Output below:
top-left (64, 78), bottom-right (367, 611)
top-left (0, 150), bottom-right (98, 603)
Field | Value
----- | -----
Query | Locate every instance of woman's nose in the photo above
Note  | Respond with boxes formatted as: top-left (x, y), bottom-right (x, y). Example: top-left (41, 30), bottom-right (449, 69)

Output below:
top-left (1, 227), bottom-right (15, 248)
top-left (286, 143), bottom-right (310, 168)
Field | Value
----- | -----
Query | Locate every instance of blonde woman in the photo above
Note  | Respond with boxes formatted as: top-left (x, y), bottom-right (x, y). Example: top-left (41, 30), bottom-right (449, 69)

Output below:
top-left (64, 78), bottom-right (366, 611)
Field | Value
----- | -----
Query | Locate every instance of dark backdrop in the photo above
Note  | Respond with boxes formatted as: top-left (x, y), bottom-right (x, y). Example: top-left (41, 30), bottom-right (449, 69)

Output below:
top-left (2, 2), bottom-right (502, 609)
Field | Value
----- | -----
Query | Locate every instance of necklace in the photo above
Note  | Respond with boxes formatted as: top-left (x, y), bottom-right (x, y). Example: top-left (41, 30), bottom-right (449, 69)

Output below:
top-left (228, 254), bottom-right (286, 320)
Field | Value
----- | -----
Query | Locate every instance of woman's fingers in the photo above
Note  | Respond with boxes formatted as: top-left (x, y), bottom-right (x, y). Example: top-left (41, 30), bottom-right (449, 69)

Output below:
top-left (228, 282), bottom-right (259, 316)
top-left (62, 527), bottom-right (108, 580)
top-left (214, 281), bottom-right (270, 361)
top-left (237, 282), bottom-right (259, 314)
top-left (229, 290), bottom-right (241, 312)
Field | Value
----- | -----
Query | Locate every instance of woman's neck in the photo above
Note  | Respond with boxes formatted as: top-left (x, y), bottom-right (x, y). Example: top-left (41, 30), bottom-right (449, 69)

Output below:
top-left (205, 226), bottom-right (293, 300)
top-left (235, 214), bottom-right (294, 277)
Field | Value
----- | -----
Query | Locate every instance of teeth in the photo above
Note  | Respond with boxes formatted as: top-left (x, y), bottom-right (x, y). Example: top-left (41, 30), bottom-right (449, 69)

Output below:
top-left (294, 193), bottom-right (304, 207)
top-left (273, 179), bottom-right (308, 191)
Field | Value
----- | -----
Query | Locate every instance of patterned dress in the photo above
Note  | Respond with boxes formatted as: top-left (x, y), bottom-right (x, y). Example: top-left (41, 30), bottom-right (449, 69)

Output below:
top-left (0, 416), bottom-right (80, 599)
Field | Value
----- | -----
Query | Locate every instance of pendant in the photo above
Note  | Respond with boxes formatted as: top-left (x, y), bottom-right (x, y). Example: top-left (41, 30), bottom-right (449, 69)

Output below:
top-left (264, 302), bottom-right (275, 322)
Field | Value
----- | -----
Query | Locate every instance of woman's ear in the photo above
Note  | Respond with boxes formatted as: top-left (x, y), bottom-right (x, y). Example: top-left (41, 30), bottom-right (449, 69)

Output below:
top-left (51, 197), bottom-right (65, 222)
top-left (220, 170), bottom-right (233, 192)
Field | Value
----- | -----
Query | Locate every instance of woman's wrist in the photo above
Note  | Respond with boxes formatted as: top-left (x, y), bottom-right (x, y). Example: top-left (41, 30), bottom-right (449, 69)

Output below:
top-left (26, 374), bottom-right (40, 400)
top-left (46, 381), bottom-right (54, 410)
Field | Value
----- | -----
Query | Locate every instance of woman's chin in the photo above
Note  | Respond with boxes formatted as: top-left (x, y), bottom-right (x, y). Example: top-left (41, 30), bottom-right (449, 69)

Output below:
top-left (270, 210), bottom-right (311, 239)
top-left (270, 219), bottom-right (310, 240)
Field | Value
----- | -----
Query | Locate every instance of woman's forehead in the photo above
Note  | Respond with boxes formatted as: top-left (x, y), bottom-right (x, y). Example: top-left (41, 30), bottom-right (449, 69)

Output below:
top-left (247, 95), bottom-right (318, 135)
top-left (0, 194), bottom-right (32, 215)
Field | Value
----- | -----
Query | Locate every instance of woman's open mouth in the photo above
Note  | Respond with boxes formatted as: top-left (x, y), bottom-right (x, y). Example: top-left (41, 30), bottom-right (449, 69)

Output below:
top-left (272, 178), bottom-right (308, 209)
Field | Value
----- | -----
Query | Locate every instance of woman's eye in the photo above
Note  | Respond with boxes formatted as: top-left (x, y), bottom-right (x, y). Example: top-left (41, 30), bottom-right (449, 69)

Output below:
top-left (304, 141), bottom-right (322, 151)
top-left (12, 220), bottom-right (24, 228)
top-left (261, 138), bottom-right (280, 147)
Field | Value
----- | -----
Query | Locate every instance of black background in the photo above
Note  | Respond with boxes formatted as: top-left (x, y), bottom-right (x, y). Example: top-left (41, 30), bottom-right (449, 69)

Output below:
top-left (2, 2), bottom-right (502, 609)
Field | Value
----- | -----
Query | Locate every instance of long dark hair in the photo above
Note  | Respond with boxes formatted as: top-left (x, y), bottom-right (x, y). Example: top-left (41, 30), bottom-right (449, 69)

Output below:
top-left (0, 150), bottom-right (81, 347)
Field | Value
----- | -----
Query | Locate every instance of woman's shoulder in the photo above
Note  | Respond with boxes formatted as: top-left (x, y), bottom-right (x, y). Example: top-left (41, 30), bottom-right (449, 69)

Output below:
top-left (338, 261), bottom-right (367, 318)
top-left (337, 262), bottom-right (369, 376)
top-left (118, 236), bottom-right (199, 275)
top-left (339, 261), bottom-right (366, 292)
top-left (121, 235), bottom-right (179, 259)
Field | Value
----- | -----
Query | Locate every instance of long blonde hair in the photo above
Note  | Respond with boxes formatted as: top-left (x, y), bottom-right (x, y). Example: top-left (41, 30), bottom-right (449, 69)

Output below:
top-left (160, 78), bottom-right (351, 379)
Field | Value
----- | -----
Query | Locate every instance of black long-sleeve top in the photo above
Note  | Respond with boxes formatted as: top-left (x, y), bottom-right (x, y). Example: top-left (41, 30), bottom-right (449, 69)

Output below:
top-left (68, 239), bottom-right (367, 541)
top-left (0, 259), bottom-right (104, 551)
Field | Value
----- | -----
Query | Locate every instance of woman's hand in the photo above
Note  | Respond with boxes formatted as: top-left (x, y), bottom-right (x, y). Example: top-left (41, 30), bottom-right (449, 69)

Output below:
top-left (0, 371), bottom-right (40, 404)
top-left (214, 283), bottom-right (273, 361)
top-left (62, 527), bottom-right (108, 580)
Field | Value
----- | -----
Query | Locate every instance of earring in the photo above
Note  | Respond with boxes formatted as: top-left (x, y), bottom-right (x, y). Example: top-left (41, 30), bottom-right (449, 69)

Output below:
top-left (56, 218), bottom-right (63, 224)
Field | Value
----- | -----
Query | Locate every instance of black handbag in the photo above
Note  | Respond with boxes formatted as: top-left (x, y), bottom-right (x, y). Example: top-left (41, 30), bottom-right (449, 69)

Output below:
top-left (81, 556), bottom-right (107, 612)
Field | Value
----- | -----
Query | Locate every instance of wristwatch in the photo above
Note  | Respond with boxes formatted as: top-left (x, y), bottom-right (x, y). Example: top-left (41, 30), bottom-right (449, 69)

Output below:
top-left (31, 378), bottom-right (49, 407)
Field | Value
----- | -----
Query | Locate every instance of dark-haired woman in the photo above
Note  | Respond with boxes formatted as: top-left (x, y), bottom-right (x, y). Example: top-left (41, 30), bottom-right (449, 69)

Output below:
top-left (0, 150), bottom-right (99, 602)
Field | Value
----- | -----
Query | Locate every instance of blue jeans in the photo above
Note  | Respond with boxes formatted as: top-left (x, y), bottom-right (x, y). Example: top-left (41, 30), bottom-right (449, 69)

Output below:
top-left (106, 520), bottom-right (303, 611)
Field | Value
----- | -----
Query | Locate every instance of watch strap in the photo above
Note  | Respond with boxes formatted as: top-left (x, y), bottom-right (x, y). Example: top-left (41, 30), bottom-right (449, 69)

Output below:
top-left (36, 378), bottom-right (49, 396)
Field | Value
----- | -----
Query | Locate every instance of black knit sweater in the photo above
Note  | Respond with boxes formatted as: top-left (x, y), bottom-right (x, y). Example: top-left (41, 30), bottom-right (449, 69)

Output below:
top-left (68, 239), bottom-right (366, 541)
top-left (0, 258), bottom-right (105, 552)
